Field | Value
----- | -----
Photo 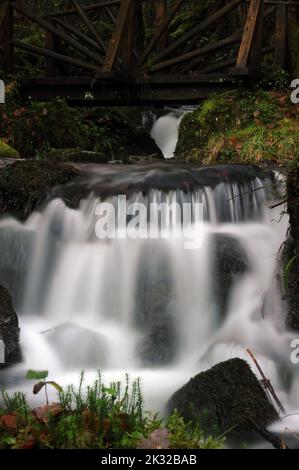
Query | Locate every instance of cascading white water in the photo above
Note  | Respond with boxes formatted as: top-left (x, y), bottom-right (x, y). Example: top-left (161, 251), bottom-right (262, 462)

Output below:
top-left (150, 111), bottom-right (184, 159)
top-left (1, 165), bottom-right (298, 428)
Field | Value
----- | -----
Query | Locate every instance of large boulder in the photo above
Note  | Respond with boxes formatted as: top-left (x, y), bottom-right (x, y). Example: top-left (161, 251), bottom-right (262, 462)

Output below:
top-left (0, 285), bottom-right (21, 366)
top-left (0, 159), bottom-right (80, 220)
top-left (167, 358), bottom-right (278, 435)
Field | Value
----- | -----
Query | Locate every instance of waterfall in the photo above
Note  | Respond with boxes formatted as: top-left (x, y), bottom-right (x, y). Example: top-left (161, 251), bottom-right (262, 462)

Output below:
top-left (0, 164), bottom-right (296, 419)
top-left (150, 111), bottom-right (184, 159)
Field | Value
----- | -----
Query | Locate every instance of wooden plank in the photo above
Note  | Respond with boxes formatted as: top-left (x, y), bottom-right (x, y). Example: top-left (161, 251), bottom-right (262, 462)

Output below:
top-left (236, 0), bottom-right (262, 70)
top-left (45, 31), bottom-right (57, 76)
top-left (11, 39), bottom-right (99, 72)
top-left (11, 2), bottom-right (104, 66)
top-left (275, 3), bottom-right (287, 68)
top-left (1, 1), bottom-right (14, 72)
top-left (48, 1), bottom-right (122, 18)
top-left (55, 17), bottom-right (103, 53)
top-left (198, 45), bottom-right (273, 74)
top-left (183, 27), bottom-right (243, 73)
top-left (105, 6), bottom-right (117, 24)
top-left (19, 77), bottom-right (236, 105)
top-left (102, 0), bottom-right (134, 72)
top-left (248, 0), bottom-right (264, 74)
top-left (151, 32), bottom-right (243, 72)
top-left (118, 0), bottom-right (134, 75)
top-left (71, 0), bottom-right (107, 53)
top-left (138, 0), bottom-right (185, 67)
top-left (155, 0), bottom-right (167, 51)
top-left (148, 0), bottom-right (242, 67)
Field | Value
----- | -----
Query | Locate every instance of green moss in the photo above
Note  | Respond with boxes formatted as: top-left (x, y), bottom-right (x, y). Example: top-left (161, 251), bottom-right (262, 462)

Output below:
top-left (0, 160), bottom-right (79, 219)
top-left (176, 90), bottom-right (294, 165)
top-left (0, 140), bottom-right (19, 158)
top-left (168, 358), bottom-right (278, 435)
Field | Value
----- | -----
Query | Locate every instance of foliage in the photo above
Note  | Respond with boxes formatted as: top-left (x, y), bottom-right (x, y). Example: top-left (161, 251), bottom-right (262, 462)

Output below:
top-left (26, 370), bottom-right (62, 406)
top-left (167, 410), bottom-right (225, 449)
top-left (0, 139), bottom-right (18, 158)
top-left (0, 86), bottom-right (108, 158)
top-left (176, 89), bottom-right (299, 166)
top-left (0, 372), bottom-right (224, 450)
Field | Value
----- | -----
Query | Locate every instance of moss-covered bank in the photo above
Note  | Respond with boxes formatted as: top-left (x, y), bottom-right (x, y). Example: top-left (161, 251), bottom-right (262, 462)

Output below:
top-left (0, 160), bottom-right (79, 220)
top-left (176, 89), bottom-right (299, 166)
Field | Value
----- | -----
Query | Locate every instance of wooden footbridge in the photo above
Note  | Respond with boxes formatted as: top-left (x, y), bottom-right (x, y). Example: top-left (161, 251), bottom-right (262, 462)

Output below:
top-left (0, 0), bottom-right (296, 105)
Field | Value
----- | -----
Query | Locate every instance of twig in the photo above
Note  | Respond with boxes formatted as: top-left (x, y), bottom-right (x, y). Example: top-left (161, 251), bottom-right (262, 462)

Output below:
top-left (246, 348), bottom-right (286, 415)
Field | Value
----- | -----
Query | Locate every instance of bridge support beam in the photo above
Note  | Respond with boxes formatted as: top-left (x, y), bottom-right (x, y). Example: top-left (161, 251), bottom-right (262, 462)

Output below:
top-left (0, 1), bottom-right (14, 72)
top-left (102, 0), bottom-right (135, 74)
top-left (236, 0), bottom-right (264, 76)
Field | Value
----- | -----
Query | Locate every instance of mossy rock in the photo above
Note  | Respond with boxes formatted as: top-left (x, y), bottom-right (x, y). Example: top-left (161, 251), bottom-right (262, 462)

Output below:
top-left (175, 90), bottom-right (292, 165)
top-left (167, 358), bottom-right (278, 435)
top-left (0, 285), bottom-right (21, 366)
top-left (0, 160), bottom-right (80, 220)
top-left (44, 148), bottom-right (109, 164)
top-left (0, 140), bottom-right (19, 158)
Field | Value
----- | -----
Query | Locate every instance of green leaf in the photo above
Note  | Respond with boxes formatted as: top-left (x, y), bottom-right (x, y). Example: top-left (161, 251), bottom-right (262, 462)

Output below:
top-left (33, 381), bottom-right (46, 395)
top-left (26, 369), bottom-right (49, 381)
top-left (3, 436), bottom-right (16, 446)
top-left (47, 381), bottom-right (63, 393)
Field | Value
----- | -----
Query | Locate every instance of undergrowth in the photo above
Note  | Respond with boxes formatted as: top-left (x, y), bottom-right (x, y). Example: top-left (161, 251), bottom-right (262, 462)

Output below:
top-left (0, 372), bottom-right (225, 450)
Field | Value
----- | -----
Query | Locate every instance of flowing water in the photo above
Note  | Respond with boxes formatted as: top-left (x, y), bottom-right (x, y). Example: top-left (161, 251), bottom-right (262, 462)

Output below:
top-left (150, 110), bottom-right (184, 159)
top-left (0, 162), bottom-right (296, 420)
top-left (0, 114), bottom-right (299, 444)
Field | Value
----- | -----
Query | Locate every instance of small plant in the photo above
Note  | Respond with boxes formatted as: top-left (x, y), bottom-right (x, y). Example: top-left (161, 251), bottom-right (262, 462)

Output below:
top-left (26, 370), bottom-right (62, 406)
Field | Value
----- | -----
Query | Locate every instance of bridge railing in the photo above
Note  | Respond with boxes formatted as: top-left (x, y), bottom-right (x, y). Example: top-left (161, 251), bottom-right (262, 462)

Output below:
top-left (0, 0), bottom-right (293, 82)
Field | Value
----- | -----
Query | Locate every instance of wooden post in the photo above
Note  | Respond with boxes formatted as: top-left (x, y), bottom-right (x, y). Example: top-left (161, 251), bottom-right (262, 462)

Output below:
top-left (248, 0), bottom-right (264, 75)
top-left (45, 31), bottom-right (57, 76)
top-left (275, 4), bottom-right (287, 70)
top-left (236, 0), bottom-right (264, 75)
top-left (102, 0), bottom-right (134, 73)
top-left (287, 6), bottom-right (299, 77)
top-left (0, 1), bottom-right (14, 72)
top-left (119, 0), bottom-right (134, 75)
top-left (155, 0), bottom-right (167, 51)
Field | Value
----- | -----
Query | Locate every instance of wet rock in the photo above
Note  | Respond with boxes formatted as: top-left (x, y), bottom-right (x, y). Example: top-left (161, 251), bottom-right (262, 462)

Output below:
top-left (167, 358), bottom-right (278, 435)
top-left (0, 159), bottom-right (80, 220)
top-left (44, 149), bottom-right (109, 164)
top-left (86, 108), bottom-right (163, 160)
top-left (44, 323), bottom-right (106, 370)
top-left (135, 247), bottom-right (178, 367)
top-left (0, 285), bottom-right (21, 366)
top-left (212, 235), bottom-right (248, 318)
